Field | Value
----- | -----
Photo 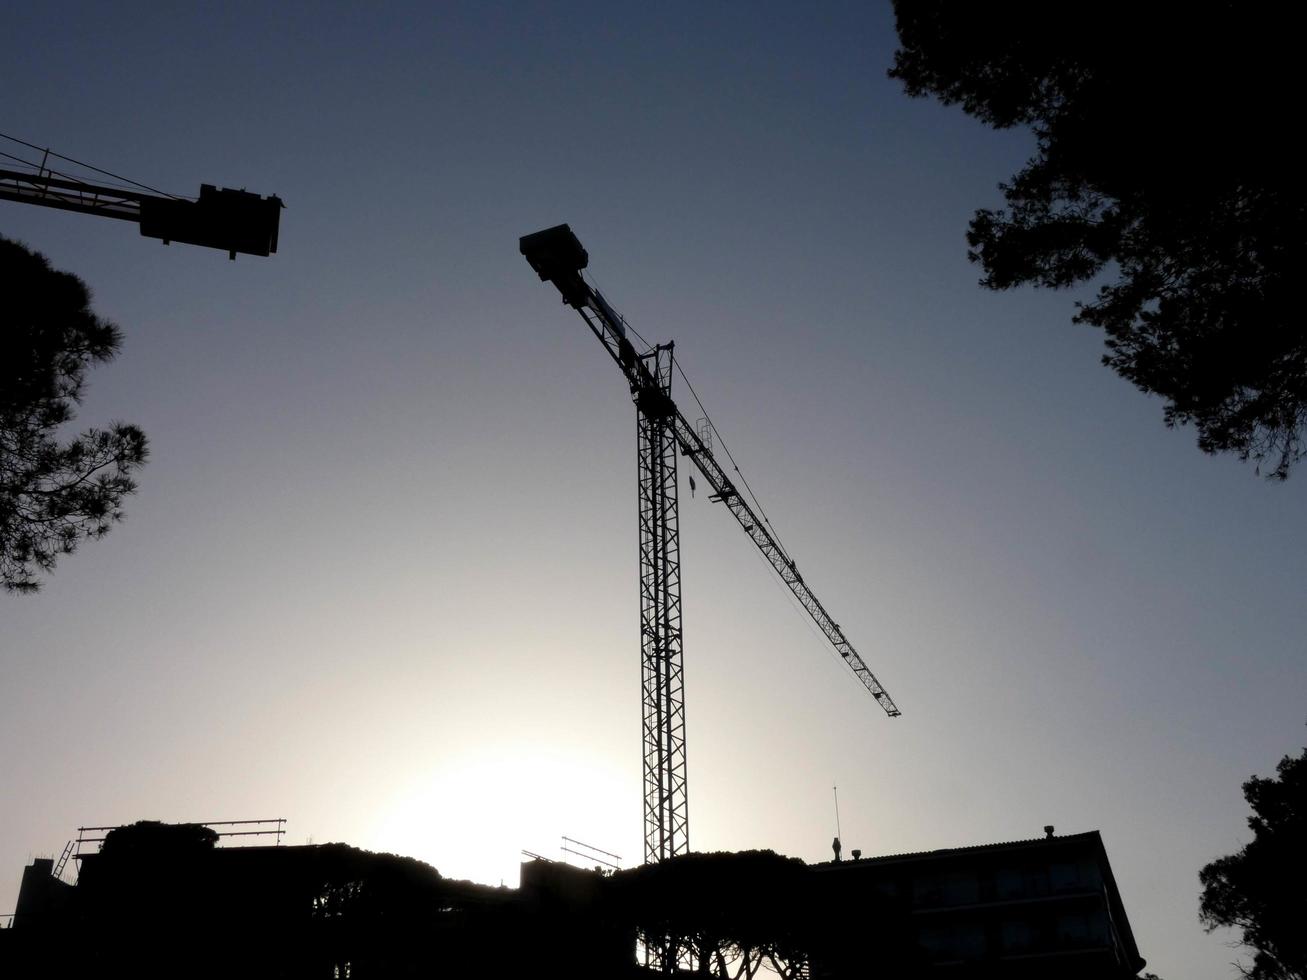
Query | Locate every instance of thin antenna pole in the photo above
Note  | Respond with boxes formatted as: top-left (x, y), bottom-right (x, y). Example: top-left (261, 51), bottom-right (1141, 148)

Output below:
top-left (833, 785), bottom-right (842, 839)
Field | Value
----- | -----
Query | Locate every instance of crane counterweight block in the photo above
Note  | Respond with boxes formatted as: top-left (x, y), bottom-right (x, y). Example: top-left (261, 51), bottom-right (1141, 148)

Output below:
top-left (0, 165), bottom-right (282, 260)
top-left (520, 223), bottom-right (589, 307)
top-left (139, 185), bottom-right (282, 259)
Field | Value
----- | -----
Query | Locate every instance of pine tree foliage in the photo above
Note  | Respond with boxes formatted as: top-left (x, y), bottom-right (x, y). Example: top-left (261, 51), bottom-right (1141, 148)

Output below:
top-left (1200, 747), bottom-right (1307, 980)
top-left (890, 3), bottom-right (1307, 478)
top-left (0, 235), bottom-right (148, 593)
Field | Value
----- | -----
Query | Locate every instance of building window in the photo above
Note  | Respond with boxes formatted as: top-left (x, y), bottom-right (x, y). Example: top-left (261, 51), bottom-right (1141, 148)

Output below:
top-left (996, 868), bottom-right (1023, 899)
top-left (1023, 867), bottom-right (1050, 897)
top-left (1051, 862), bottom-right (1080, 891)
top-left (918, 923), bottom-right (987, 961)
top-left (912, 874), bottom-right (944, 907)
top-left (1001, 918), bottom-right (1035, 952)
top-left (1056, 914), bottom-right (1095, 948)
top-left (942, 872), bottom-right (978, 905)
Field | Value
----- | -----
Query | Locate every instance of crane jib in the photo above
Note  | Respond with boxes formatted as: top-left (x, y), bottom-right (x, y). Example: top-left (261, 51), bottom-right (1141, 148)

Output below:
top-left (520, 223), bottom-right (901, 721)
top-left (0, 168), bottom-right (282, 259)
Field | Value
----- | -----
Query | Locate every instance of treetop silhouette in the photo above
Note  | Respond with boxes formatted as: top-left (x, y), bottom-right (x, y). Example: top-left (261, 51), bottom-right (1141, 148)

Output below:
top-left (0, 235), bottom-right (148, 593)
top-left (890, 3), bottom-right (1307, 478)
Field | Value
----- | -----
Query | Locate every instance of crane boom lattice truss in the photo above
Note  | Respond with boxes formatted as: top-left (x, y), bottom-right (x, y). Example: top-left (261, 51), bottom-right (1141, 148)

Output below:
top-left (521, 225), bottom-right (899, 868)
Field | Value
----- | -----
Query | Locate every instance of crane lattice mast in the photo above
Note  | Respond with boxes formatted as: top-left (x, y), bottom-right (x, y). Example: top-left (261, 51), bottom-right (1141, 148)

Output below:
top-left (520, 225), bottom-right (899, 866)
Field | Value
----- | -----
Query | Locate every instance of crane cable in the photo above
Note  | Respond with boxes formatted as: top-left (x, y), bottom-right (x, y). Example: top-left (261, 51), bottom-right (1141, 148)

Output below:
top-left (746, 533), bottom-right (864, 685)
top-left (669, 357), bottom-right (794, 567)
top-left (0, 131), bottom-right (187, 200)
top-left (579, 271), bottom-right (796, 567)
top-left (575, 264), bottom-right (887, 709)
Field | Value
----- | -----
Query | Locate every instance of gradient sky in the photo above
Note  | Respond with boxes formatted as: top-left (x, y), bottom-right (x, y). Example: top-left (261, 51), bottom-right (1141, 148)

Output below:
top-left (2, 4), bottom-right (1304, 977)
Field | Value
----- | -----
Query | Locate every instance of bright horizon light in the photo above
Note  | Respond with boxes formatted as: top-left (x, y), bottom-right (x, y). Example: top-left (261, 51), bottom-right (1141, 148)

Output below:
top-left (367, 738), bottom-right (636, 887)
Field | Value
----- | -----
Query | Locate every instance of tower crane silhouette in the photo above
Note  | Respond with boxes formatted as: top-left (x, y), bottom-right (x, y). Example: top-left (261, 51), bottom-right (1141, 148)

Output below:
top-left (521, 224), bottom-right (899, 867)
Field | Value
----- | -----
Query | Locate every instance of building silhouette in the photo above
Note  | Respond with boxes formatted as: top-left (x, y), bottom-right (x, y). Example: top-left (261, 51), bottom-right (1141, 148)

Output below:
top-left (812, 828), bottom-right (1144, 977)
top-left (2, 821), bottom-right (1145, 978)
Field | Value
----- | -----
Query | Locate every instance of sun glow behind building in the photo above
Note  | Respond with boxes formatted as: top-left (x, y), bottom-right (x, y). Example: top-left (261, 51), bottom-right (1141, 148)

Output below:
top-left (368, 741), bottom-right (634, 886)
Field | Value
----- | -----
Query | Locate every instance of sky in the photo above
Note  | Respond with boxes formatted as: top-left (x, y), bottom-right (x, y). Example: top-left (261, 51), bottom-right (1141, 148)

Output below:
top-left (2, 3), bottom-right (1303, 977)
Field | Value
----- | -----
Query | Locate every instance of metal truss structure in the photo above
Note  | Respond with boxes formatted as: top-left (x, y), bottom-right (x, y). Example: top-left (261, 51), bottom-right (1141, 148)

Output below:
top-left (0, 145), bottom-right (281, 259)
top-left (520, 224), bottom-right (900, 908)
top-left (637, 344), bottom-right (689, 864)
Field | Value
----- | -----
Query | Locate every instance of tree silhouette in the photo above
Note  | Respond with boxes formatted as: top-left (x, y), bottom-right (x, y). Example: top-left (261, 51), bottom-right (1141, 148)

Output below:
top-left (0, 235), bottom-right (147, 593)
top-left (1200, 746), bottom-right (1307, 980)
top-left (608, 849), bottom-right (916, 978)
top-left (889, 3), bottom-right (1307, 478)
